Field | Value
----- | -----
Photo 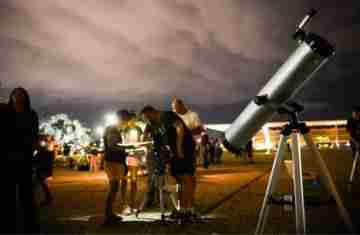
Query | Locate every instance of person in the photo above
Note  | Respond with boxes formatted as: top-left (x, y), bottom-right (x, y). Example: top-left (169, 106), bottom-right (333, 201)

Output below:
top-left (141, 105), bottom-right (196, 219)
top-left (214, 138), bottom-right (223, 164)
top-left (171, 98), bottom-right (205, 137)
top-left (172, 98), bottom-right (205, 157)
top-left (136, 123), bottom-right (171, 220)
top-left (200, 133), bottom-right (210, 169)
top-left (346, 106), bottom-right (360, 159)
top-left (8, 87), bottom-right (40, 233)
top-left (88, 143), bottom-right (98, 173)
top-left (245, 140), bottom-right (255, 164)
top-left (33, 135), bottom-right (54, 207)
top-left (63, 143), bottom-right (71, 157)
top-left (121, 112), bottom-right (145, 214)
top-left (102, 110), bottom-right (129, 225)
top-left (139, 124), bottom-right (158, 209)
top-left (171, 98), bottom-right (204, 215)
top-left (1, 102), bottom-right (14, 233)
top-left (209, 138), bottom-right (216, 164)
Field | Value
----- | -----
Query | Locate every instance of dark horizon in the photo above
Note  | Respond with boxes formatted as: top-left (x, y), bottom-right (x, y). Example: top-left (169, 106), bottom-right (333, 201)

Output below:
top-left (1, 0), bottom-right (359, 126)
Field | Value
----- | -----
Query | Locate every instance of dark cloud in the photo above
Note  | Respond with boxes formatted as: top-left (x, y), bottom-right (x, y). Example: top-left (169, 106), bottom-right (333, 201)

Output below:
top-left (0, 0), bottom-right (359, 125)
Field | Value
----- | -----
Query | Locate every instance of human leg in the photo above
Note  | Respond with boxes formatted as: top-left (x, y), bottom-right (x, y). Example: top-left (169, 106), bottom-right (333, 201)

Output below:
top-left (129, 166), bottom-right (138, 211)
top-left (18, 173), bottom-right (39, 233)
top-left (39, 177), bottom-right (53, 206)
top-left (104, 161), bottom-right (125, 224)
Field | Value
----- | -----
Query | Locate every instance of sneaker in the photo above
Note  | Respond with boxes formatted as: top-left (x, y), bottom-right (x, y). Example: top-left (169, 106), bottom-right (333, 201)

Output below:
top-left (135, 209), bottom-right (141, 218)
top-left (169, 209), bottom-right (181, 220)
top-left (103, 214), bottom-right (123, 225)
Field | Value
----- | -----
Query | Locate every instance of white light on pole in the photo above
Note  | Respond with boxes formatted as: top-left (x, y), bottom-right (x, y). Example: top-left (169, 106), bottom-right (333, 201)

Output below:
top-left (105, 113), bottom-right (117, 127)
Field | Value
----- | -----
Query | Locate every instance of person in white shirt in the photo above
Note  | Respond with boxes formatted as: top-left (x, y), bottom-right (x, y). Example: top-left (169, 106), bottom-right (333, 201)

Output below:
top-left (171, 98), bottom-right (204, 137)
top-left (171, 97), bottom-right (205, 218)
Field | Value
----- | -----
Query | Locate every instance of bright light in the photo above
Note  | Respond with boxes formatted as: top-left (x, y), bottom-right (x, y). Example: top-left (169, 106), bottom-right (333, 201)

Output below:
top-left (66, 126), bottom-right (73, 134)
top-left (262, 124), bottom-right (272, 154)
top-left (96, 126), bottom-right (105, 136)
top-left (105, 113), bottom-right (117, 126)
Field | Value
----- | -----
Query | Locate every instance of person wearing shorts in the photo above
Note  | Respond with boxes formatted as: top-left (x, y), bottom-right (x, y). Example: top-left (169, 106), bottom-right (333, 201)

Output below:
top-left (137, 124), bottom-right (170, 219)
top-left (122, 115), bottom-right (144, 214)
top-left (141, 106), bottom-right (196, 219)
top-left (102, 110), bottom-right (129, 225)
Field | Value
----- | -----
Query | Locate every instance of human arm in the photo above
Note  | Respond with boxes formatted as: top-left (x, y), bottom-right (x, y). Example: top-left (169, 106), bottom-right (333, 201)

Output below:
top-left (175, 120), bottom-right (185, 159)
top-left (189, 112), bottom-right (205, 136)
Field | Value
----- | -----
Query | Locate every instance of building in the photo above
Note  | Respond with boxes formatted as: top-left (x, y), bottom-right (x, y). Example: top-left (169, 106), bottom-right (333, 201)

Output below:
top-left (206, 120), bottom-right (349, 151)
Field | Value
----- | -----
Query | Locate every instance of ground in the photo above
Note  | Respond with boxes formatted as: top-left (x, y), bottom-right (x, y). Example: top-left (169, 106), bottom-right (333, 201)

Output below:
top-left (19, 148), bottom-right (360, 234)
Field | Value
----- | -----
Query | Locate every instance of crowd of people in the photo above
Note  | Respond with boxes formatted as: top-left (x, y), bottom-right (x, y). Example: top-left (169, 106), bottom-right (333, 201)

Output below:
top-left (102, 97), bottom-right (210, 224)
top-left (2, 86), bottom-right (360, 233)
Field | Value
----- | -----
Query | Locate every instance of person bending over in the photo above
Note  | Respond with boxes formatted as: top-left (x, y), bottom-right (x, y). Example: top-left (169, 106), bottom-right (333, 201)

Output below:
top-left (141, 105), bottom-right (196, 219)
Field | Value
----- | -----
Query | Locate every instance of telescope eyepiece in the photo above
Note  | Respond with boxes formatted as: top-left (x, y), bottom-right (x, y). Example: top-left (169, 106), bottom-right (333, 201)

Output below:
top-left (293, 9), bottom-right (318, 42)
top-left (309, 9), bottom-right (317, 17)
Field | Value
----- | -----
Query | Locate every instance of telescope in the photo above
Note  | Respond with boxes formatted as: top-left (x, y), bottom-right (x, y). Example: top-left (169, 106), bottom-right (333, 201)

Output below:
top-left (223, 9), bottom-right (334, 153)
top-left (222, 10), bottom-right (355, 234)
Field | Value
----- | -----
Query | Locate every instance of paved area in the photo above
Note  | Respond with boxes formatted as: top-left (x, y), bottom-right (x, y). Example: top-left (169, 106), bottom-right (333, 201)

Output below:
top-left (20, 148), bottom-right (360, 234)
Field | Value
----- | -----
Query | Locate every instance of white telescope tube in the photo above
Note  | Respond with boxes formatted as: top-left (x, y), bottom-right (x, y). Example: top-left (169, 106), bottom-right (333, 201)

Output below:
top-left (224, 33), bottom-right (334, 152)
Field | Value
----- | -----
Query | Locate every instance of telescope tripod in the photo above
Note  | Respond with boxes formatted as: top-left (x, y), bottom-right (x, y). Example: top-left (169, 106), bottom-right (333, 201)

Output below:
top-left (349, 149), bottom-right (359, 184)
top-left (255, 113), bottom-right (354, 234)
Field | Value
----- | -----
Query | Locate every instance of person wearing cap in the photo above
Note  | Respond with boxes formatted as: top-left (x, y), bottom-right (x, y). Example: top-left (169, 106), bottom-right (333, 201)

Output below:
top-left (346, 107), bottom-right (360, 159)
top-left (102, 110), bottom-right (129, 225)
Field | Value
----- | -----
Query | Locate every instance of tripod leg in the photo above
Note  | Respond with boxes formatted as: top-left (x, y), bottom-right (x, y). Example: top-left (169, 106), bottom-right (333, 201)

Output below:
top-left (303, 133), bottom-right (355, 233)
top-left (255, 135), bottom-right (288, 235)
top-left (349, 151), bottom-right (359, 184)
top-left (159, 176), bottom-right (165, 218)
top-left (291, 132), bottom-right (306, 234)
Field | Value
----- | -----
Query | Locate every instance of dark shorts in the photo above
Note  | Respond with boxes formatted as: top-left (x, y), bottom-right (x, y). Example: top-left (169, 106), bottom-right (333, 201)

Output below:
top-left (170, 157), bottom-right (195, 177)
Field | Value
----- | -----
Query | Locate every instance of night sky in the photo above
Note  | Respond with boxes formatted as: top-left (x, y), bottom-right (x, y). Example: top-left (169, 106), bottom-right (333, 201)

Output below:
top-left (0, 0), bottom-right (359, 126)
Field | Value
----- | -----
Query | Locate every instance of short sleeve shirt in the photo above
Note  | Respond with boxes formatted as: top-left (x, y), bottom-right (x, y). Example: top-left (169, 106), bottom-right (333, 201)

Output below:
top-left (178, 110), bottom-right (202, 131)
top-left (123, 125), bottom-right (143, 144)
top-left (159, 111), bottom-right (195, 158)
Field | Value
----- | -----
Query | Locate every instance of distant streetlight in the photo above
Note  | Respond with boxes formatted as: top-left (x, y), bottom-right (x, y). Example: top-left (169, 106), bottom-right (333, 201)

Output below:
top-left (104, 113), bottom-right (117, 126)
top-left (96, 126), bottom-right (105, 136)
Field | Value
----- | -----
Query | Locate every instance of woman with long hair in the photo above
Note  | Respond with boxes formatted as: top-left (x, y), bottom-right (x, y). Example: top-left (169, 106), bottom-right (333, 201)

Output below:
top-left (8, 87), bottom-right (40, 233)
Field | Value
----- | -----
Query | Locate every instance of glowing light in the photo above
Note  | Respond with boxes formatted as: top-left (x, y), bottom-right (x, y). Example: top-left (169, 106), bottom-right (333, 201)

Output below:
top-left (105, 113), bottom-right (117, 126)
top-left (262, 124), bottom-right (272, 154)
top-left (96, 126), bottom-right (104, 136)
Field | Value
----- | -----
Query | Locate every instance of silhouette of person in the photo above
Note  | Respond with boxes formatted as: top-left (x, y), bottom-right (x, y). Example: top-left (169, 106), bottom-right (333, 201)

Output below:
top-left (8, 87), bottom-right (40, 233)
